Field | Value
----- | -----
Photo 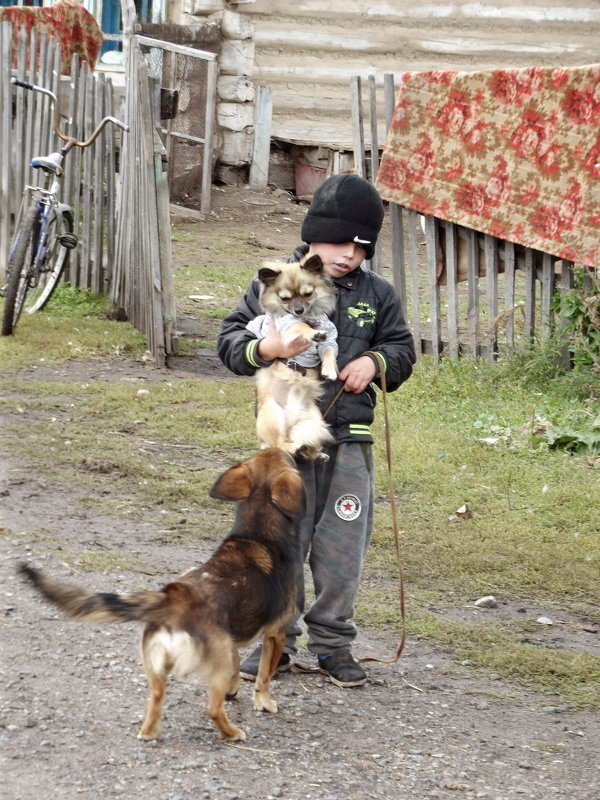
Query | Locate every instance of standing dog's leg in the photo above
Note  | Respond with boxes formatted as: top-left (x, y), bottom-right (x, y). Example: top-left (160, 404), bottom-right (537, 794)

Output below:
top-left (225, 645), bottom-right (241, 701)
top-left (138, 630), bottom-right (171, 740)
top-left (207, 640), bottom-right (246, 741)
top-left (253, 628), bottom-right (286, 713)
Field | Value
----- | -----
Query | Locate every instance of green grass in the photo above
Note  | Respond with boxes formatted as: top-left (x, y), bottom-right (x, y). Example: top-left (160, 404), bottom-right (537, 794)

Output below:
top-left (2, 228), bottom-right (599, 709)
top-left (0, 284), bottom-right (146, 369)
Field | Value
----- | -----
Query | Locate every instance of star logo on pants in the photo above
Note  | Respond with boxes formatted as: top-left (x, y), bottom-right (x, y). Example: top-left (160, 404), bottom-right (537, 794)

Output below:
top-left (334, 494), bottom-right (361, 521)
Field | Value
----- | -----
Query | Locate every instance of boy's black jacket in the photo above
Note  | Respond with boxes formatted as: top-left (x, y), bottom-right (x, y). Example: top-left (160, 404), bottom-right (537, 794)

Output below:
top-left (217, 245), bottom-right (416, 444)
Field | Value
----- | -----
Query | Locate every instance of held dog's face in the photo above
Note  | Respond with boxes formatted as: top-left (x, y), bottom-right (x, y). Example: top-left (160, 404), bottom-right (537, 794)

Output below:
top-left (258, 254), bottom-right (336, 319)
top-left (19, 448), bottom-right (305, 743)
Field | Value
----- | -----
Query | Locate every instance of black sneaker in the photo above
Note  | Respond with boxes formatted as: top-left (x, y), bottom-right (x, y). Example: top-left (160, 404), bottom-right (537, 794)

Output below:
top-left (239, 646), bottom-right (291, 681)
top-left (318, 650), bottom-right (367, 688)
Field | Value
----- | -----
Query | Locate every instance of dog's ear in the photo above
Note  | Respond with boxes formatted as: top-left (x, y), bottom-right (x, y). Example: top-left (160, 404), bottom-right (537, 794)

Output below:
top-left (270, 468), bottom-right (307, 519)
top-left (300, 255), bottom-right (324, 274)
top-left (209, 463), bottom-right (252, 501)
top-left (257, 266), bottom-right (281, 286)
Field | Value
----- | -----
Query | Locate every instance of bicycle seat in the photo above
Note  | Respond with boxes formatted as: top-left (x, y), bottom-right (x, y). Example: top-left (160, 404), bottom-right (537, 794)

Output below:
top-left (31, 153), bottom-right (64, 175)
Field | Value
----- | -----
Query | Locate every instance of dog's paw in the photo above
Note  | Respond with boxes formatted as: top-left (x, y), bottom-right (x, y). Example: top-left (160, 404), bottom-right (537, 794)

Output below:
top-left (315, 452), bottom-right (330, 463)
top-left (221, 726), bottom-right (246, 741)
top-left (253, 691), bottom-right (278, 714)
top-left (138, 728), bottom-right (161, 741)
top-left (312, 330), bottom-right (327, 342)
top-left (321, 367), bottom-right (338, 381)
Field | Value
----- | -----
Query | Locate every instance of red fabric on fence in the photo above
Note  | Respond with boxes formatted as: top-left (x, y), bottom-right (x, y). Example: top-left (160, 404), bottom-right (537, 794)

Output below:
top-left (0, 0), bottom-right (103, 74)
top-left (375, 65), bottom-right (600, 267)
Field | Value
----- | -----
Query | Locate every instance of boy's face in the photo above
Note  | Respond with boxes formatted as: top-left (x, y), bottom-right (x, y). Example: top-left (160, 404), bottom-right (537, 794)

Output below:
top-left (308, 242), bottom-right (366, 278)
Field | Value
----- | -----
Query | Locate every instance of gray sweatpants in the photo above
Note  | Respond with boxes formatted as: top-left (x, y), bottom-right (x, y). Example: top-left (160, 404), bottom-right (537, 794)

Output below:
top-left (286, 442), bottom-right (374, 655)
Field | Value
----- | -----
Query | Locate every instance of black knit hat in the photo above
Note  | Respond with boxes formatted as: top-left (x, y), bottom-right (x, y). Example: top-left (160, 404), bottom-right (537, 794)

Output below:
top-left (301, 173), bottom-right (384, 260)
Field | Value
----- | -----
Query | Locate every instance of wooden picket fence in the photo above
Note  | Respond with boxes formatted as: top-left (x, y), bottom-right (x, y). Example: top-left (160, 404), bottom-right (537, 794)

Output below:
top-left (351, 73), bottom-right (587, 362)
top-left (0, 22), bottom-right (189, 365)
top-left (0, 25), bottom-right (120, 294)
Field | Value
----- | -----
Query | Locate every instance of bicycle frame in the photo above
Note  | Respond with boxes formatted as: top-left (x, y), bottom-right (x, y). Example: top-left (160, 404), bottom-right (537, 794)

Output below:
top-left (10, 182), bottom-right (69, 287)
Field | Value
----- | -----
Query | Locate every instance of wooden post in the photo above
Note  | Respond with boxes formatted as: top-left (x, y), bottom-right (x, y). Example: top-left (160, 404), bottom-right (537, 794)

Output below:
top-left (541, 253), bottom-right (554, 341)
top-left (407, 209), bottom-right (422, 358)
top-left (201, 57), bottom-right (217, 216)
top-left (504, 241), bottom-right (516, 348)
top-left (351, 75), bottom-right (366, 178)
top-left (249, 85), bottom-right (272, 192)
top-left (484, 234), bottom-right (499, 361)
top-left (558, 260), bottom-right (574, 369)
top-left (444, 221), bottom-right (460, 359)
top-left (424, 215), bottom-right (442, 360)
top-left (524, 248), bottom-right (536, 344)
top-left (466, 229), bottom-right (480, 356)
top-left (0, 22), bottom-right (11, 279)
top-left (383, 72), bottom-right (406, 309)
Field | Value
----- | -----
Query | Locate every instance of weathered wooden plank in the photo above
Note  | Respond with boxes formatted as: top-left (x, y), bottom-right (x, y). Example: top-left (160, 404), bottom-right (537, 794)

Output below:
top-left (503, 241), bottom-right (516, 347)
top-left (92, 74), bottom-right (104, 294)
top-left (466, 228), bottom-right (480, 356)
top-left (14, 27), bottom-right (28, 222)
top-left (424, 215), bottom-right (442, 360)
top-left (484, 234), bottom-right (499, 361)
top-left (0, 23), bottom-right (11, 277)
top-left (367, 73), bottom-right (383, 275)
top-left (444, 221), bottom-right (460, 359)
top-left (80, 63), bottom-right (93, 289)
top-left (558, 259), bottom-right (575, 369)
top-left (202, 57), bottom-right (217, 216)
top-left (524, 248), bottom-right (536, 344)
top-left (350, 75), bottom-right (366, 178)
top-left (71, 58), bottom-right (87, 285)
top-left (25, 27), bottom-right (37, 190)
top-left (105, 77), bottom-right (116, 290)
top-left (406, 209), bottom-right (422, 359)
top-left (249, 85), bottom-right (272, 192)
top-left (64, 53), bottom-right (80, 209)
top-left (382, 72), bottom-right (406, 309)
top-left (155, 128), bottom-right (175, 362)
top-left (541, 252), bottom-right (554, 341)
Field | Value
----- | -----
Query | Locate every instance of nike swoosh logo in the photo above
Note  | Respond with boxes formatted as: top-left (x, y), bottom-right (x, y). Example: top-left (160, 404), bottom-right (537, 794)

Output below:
top-left (353, 236), bottom-right (371, 244)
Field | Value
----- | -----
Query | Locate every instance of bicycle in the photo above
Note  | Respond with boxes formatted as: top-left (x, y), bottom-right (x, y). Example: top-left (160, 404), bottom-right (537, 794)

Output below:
top-left (1, 77), bottom-right (129, 336)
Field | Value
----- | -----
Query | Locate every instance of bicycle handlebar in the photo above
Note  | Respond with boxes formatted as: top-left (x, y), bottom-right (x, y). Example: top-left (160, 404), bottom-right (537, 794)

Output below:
top-left (11, 77), bottom-right (129, 146)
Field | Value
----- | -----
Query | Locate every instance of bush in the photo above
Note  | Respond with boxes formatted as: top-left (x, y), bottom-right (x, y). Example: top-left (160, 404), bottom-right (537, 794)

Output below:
top-left (554, 267), bottom-right (600, 374)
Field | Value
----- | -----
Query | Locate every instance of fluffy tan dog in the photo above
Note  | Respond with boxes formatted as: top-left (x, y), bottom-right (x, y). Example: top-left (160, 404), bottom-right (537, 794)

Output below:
top-left (246, 254), bottom-right (338, 461)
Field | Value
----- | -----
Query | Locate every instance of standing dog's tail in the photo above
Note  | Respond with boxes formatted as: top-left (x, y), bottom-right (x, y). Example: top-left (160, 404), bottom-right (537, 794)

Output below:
top-left (19, 563), bottom-right (175, 625)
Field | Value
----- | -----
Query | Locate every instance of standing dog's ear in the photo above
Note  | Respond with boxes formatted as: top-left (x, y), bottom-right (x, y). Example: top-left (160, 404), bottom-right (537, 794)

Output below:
top-left (300, 255), bottom-right (324, 274)
top-left (270, 469), bottom-right (306, 519)
top-left (210, 463), bottom-right (252, 501)
top-left (257, 266), bottom-right (281, 286)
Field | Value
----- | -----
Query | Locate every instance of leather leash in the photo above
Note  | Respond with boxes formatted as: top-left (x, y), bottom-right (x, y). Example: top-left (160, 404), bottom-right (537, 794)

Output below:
top-left (322, 352), bottom-right (406, 665)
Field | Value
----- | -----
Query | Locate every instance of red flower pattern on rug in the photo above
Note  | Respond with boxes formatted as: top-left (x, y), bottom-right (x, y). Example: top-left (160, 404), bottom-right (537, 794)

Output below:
top-left (376, 65), bottom-right (600, 266)
top-left (0, 0), bottom-right (103, 75)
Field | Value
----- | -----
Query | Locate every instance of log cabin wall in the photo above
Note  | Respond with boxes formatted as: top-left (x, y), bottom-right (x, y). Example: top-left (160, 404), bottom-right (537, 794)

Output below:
top-left (179, 1), bottom-right (600, 182)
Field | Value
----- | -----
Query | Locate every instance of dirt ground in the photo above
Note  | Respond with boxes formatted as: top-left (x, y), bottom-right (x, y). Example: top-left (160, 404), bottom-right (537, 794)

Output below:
top-left (1, 186), bottom-right (599, 800)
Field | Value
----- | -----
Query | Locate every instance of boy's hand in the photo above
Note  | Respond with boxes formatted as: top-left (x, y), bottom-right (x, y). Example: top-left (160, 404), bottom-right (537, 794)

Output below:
top-left (339, 356), bottom-right (377, 393)
top-left (257, 320), bottom-right (310, 361)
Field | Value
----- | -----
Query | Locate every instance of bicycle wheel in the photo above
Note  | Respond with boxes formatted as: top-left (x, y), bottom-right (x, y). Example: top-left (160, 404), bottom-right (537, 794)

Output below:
top-left (24, 207), bottom-right (73, 314)
top-left (1, 205), bottom-right (40, 336)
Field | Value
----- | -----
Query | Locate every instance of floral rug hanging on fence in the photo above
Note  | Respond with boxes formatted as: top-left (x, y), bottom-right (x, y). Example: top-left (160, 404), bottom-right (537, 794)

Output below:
top-left (0, 0), bottom-right (103, 75)
top-left (375, 65), bottom-right (600, 267)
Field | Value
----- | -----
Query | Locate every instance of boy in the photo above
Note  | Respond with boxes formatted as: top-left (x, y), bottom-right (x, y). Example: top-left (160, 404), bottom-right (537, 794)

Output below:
top-left (216, 174), bottom-right (415, 687)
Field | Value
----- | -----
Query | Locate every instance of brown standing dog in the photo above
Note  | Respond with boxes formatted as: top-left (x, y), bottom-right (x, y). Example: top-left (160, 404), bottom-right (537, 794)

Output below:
top-left (19, 448), bottom-right (305, 743)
